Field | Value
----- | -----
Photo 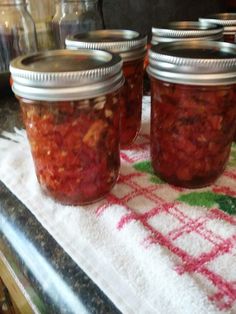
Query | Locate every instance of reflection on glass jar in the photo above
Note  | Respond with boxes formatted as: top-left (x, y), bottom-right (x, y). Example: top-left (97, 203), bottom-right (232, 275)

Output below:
top-left (148, 41), bottom-right (236, 188)
top-left (27, 0), bottom-right (56, 50)
top-left (66, 29), bottom-right (147, 148)
top-left (10, 49), bottom-right (124, 205)
top-left (52, 0), bottom-right (103, 48)
top-left (0, 0), bottom-right (37, 72)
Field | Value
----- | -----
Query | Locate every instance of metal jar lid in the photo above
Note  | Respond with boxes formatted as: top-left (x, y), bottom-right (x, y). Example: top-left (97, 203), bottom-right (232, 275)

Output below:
top-left (66, 30), bottom-right (147, 62)
top-left (10, 49), bottom-right (124, 101)
top-left (199, 13), bottom-right (236, 34)
top-left (151, 21), bottom-right (223, 44)
top-left (147, 41), bottom-right (236, 86)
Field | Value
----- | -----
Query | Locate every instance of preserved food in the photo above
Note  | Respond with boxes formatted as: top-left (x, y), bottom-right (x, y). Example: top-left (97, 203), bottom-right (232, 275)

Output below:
top-left (19, 93), bottom-right (121, 204)
top-left (150, 79), bottom-right (236, 188)
top-left (121, 58), bottom-right (144, 146)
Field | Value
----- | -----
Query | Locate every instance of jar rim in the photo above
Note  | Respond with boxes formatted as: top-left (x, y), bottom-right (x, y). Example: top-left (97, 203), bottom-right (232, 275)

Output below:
top-left (10, 49), bottom-right (124, 101)
top-left (148, 41), bottom-right (236, 85)
top-left (66, 29), bottom-right (147, 62)
top-left (152, 21), bottom-right (223, 44)
top-left (199, 13), bottom-right (236, 32)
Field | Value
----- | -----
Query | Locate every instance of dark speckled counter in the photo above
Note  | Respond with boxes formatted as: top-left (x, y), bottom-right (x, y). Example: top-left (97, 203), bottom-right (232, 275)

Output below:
top-left (0, 93), bottom-right (120, 314)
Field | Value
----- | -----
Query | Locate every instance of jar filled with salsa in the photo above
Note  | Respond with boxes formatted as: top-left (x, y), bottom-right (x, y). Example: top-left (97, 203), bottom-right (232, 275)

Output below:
top-left (147, 41), bottom-right (236, 188)
top-left (10, 49), bottom-right (124, 205)
top-left (66, 29), bottom-right (147, 148)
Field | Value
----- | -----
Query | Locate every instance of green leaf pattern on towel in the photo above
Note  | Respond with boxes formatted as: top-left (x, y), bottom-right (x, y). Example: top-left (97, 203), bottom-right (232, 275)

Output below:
top-left (134, 148), bottom-right (236, 216)
top-left (179, 192), bottom-right (236, 216)
top-left (133, 161), bottom-right (164, 184)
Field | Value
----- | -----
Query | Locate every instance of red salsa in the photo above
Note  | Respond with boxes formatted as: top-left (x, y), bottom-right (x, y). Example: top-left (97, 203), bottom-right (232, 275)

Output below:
top-left (150, 78), bottom-right (236, 188)
top-left (121, 58), bottom-right (144, 147)
top-left (223, 33), bottom-right (235, 43)
top-left (20, 92), bottom-right (121, 205)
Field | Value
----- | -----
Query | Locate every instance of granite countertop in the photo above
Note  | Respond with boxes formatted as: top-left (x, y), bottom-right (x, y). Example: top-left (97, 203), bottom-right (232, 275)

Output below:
top-left (0, 92), bottom-right (120, 314)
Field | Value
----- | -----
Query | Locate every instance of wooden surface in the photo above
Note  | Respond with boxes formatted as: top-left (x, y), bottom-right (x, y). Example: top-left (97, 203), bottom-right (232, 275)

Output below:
top-left (0, 248), bottom-right (35, 314)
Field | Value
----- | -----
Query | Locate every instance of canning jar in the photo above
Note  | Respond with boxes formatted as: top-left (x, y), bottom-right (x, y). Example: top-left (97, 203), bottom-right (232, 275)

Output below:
top-left (66, 29), bottom-right (147, 147)
top-left (151, 21), bottom-right (223, 44)
top-left (52, 0), bottom-right (103, 48)
top-left (10, 49), bottom-right (124, 205)
top-left (0, 0), bottom-right (37, 72)
top-left (147, 41), bottom-right (236, 188)
top-left (199, 13), bottom-right (236, 43)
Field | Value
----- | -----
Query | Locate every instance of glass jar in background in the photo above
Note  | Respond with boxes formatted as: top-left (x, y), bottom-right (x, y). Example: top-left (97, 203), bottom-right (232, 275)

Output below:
top-left (26, 0), bottom-right (56, 50)
top-left (199, 13), bottom-right (236, 43)
top-left (0, 0), bottom-right (37, 72)
top-left (66, 30), bottom-right (147, 148)
top-left (52, 0), bottom-right (103, 48)
top-left (148, 41), bottom-right (236, 188)
top-left (10, 49), bottom-right (124, 205)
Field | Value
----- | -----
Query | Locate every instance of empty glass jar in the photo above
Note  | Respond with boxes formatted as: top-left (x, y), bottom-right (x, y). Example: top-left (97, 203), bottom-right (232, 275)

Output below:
top-left (52, 0), bottom-right (103, 48)
top-left (0, 0), bottom-right (37, 72)
top-left (148, 41), bottom-right (236, 188)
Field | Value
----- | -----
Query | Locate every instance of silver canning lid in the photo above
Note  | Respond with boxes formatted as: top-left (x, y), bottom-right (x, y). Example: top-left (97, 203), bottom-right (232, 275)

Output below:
top-left (147, 41), bottom-right (236, 86)
top-left (151, 21), bottom-right (223, 44)
top-left (66, 30), bottom-right (147, 62)
top-left (199, 13), bottom-right (236, 34)
top-left (10, 49), bottom-right (124, 101)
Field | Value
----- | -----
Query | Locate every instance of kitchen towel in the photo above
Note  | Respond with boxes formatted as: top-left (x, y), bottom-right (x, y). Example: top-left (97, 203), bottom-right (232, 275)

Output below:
top-left (0, 96), bottom-right (236, 314)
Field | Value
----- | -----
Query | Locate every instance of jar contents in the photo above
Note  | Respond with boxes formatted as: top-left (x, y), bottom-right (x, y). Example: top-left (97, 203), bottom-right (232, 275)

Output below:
top-left (223, 34), bottom-right (235, 43)
top-left (150, 79), bottom-right (236, 188)
top-left (20, 93), bottom-right (120, 205)
top-left (121, 58), bottom-right (144, 147)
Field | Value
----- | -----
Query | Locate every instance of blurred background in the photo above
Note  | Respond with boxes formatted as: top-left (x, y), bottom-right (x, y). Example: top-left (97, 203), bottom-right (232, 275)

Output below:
top-left (101, 0), bottom-right (231, 37)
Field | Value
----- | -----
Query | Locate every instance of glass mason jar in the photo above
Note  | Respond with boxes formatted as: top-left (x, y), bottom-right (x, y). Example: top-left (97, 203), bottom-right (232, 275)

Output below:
top-left (199, 13), bottom-right (236, 43)
top-left (147, 41), bottom-right (236, 188)
top-left (0, 0), bottom-right (37, 72)
top-left (26, 0), bottom-right (56, 51)
top-left (66, 29), bottom-right (147, 148)
top-left (52, 0), bottom-right (103, 48)
top-left (10, 49), bottom-right (124, 205)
